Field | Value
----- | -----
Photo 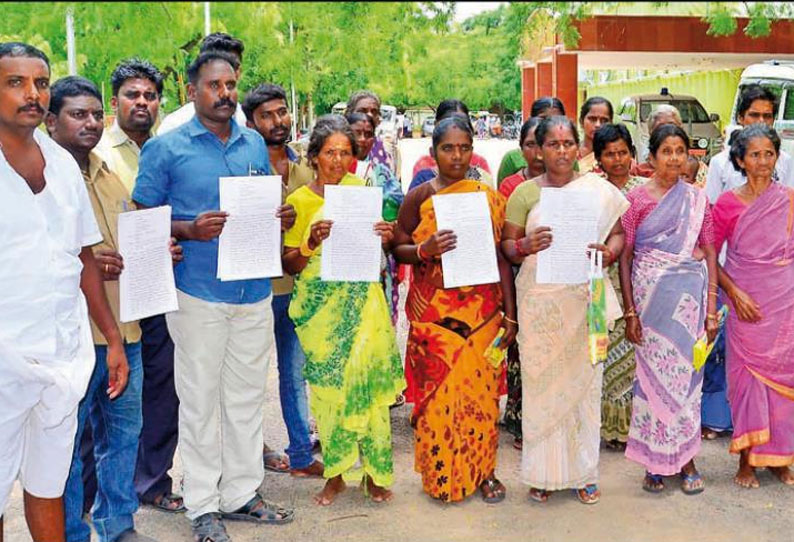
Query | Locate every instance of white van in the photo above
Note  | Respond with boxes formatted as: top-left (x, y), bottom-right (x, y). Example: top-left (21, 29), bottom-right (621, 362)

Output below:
top-left (726, 60), bottom-right (794, 154)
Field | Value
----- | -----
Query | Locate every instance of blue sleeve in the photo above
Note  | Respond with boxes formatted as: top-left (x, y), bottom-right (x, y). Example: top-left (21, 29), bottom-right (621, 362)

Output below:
top-left (409, 168), bottom-right (435, 192)
top-left (132, 137), bottom-right (170, 207)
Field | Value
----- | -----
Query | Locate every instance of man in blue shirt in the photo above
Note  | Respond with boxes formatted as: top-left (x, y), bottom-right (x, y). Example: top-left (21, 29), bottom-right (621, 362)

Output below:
top-left (133, 51), bottom-right (295, 542)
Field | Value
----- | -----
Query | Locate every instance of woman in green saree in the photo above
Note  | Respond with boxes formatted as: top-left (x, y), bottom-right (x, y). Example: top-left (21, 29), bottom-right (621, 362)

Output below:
top-left (282, 115), bottom-right (405, 506)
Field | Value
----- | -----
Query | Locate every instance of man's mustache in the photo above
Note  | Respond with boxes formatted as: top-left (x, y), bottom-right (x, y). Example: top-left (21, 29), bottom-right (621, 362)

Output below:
top-left (213, 98), bottom-right (236, 109)
top-left (19, 103), bottom-right (44, 114)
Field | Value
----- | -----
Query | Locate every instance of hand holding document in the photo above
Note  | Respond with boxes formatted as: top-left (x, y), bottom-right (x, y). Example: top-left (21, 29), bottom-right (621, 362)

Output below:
top-left (535, 187), bottom-right (599, 284)
top-left (321, 185), bottom-right (383, 282)
top-left (118, 205), bottom-right (179, 323)
top-left (217, 176), bottom-right (283, 281)
top-left (432, 191), bottom-right (500, 289)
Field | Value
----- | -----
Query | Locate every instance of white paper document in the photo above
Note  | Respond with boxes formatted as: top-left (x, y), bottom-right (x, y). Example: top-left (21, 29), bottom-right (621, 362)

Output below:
top-left (118, 205), bottom-right (179, 323)
top-left (432, 191), bottom-right (500, 289)
top-left (535, 187), bottom-right (599, 284)
top-left (217, 175), bottom-right (283, 281)
top-left (321, 185), bottom-right (383, 282)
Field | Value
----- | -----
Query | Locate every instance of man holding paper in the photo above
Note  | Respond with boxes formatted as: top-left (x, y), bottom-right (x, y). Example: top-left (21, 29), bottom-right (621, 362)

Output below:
top-left (46, 75), bottom-right (186, 542)
top-left (133, 51), bottom-right (295, 540)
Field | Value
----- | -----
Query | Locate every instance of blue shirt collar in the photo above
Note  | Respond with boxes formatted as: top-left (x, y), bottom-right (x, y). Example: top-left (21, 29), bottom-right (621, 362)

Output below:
top-left (186, 113), bottom-right (242, 145)
top-left (286, 144), bottom-right (298, 163)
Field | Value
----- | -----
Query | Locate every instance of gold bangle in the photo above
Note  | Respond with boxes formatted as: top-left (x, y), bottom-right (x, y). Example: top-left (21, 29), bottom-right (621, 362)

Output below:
top-left (299, 240), bottom-right (315, 258)
top-left (706, 313), bottom-right (718, 321)
top-left (504, 316), bottom-right (518, 325)
top-left (708, 291), bottom-right (719, 297)
top-left (624, 308), bottom-right (637, 319)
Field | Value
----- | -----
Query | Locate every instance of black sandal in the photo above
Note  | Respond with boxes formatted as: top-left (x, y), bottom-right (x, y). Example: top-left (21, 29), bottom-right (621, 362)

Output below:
top-left (150, 492), bottom-right (186, 514)
top-left (221, 494), bottom-right (294, 525)
top-left (480, 477), bottom-right (506, 504)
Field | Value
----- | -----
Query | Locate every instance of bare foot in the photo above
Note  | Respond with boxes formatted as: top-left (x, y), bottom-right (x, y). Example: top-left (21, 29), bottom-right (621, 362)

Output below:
top-left (290, 459), bottom-right (325, 478)
top-left (734, 451), bottom-right (759, 489)
top-left (769, 466), bottom-right (794, 486)
top-left (314, 476), bottom-right (346, 506)
top-left (365, 475), bottom-right (393, 503)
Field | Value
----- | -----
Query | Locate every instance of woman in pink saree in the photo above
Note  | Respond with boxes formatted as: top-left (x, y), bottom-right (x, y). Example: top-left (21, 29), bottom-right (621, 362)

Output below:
top-left (619, 124), bottom-right (719, 495)
top-left (713, 124), bottom-right (794, 488)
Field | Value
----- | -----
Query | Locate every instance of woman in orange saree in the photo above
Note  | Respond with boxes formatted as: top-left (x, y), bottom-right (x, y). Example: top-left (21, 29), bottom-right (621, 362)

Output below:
top-left (393, 115), bottom-right (517, 503)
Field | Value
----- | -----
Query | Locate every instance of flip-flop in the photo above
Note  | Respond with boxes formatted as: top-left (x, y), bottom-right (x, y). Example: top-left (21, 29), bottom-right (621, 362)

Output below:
top-left (263, 450), bottom-right (290, 473)
top-left (643, 472), bottom-right (665, 493)
top-left (149, 492), bottom-right (186, 513)
top-left (680, 471), bottom-right (705, 495)
top-left (529, 487), bottom-right (550, 503)
top-left (221, 495), bottom-right (294, 525)
top-left (574, 484), bottom-right (600, 504)
top-left (480, 477), bottom-right (506, 504)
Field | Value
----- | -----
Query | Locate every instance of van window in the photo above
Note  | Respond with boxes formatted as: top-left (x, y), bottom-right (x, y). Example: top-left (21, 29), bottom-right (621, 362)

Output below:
top-left (783, 89), bottom-right (794, 121)
top-left (640, 100), bottom-right (710, 123)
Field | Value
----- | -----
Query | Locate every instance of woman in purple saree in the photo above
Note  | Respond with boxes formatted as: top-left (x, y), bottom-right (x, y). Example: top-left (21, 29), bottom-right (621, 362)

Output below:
top-left (619, 125), bottom-right (719, 494)
top-left (713, 124), bottom-right (794, 488)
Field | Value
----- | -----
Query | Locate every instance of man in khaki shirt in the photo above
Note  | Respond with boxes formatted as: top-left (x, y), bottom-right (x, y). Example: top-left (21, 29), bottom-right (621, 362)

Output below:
top-left (242, 83), bottom-right (323, 477)
top-left (96, 59), bottom-right (186, 514)
top-left (47, 76), bottom-right (172, 542)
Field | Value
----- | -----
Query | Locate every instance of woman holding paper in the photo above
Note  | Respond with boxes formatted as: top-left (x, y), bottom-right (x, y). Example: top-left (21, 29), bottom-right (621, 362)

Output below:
top-left (593, 124), bottom-right (646, 451)
top-left (502, 116), bottom-right (628, 505)
top-left (619, 124), bottom-right (718, 495)
top-left (711, 124), bottom-right (794, 488)
top-left (392, 114), bottom-right (517, 504)
top-left (282, 115), bottom-right (405, 506)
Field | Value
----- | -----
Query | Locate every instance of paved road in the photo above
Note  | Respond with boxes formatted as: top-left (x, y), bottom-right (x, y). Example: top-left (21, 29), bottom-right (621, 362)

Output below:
top-left (6, 294), bottom-right (794, 542)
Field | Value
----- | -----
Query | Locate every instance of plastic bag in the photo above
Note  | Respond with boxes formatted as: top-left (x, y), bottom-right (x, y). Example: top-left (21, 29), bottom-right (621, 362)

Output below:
top-left (587, 250), bottom-right (608, 365)
top-left (692, 305), bottom-right (728, 371)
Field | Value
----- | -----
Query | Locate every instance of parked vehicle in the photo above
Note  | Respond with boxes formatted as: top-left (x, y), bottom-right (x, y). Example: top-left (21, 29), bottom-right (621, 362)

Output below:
top-left (726, 60), bottom-right (794, 155)
top-left (421, 117), bottom-right (435, 138)
top-left (618, 88), bottom-right (723, 163)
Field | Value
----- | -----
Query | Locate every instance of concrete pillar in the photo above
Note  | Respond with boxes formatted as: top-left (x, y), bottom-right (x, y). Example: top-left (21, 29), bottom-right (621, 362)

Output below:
top-left (552, 46), bottom-right (578, 121)
top-left (521, 66), bottom-right (536, 121)
top-left (535, 61), bottom-right (552, 103)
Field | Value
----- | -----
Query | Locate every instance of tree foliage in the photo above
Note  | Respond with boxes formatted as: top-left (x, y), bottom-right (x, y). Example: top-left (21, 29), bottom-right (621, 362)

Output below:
top-left (0, 2), bottom-right (790, 120)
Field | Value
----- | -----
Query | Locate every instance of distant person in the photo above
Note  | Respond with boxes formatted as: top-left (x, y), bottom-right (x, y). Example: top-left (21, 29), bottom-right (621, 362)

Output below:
top-left (496, 96), bottom-right (565, 185)
top-left (157, 33), bottom-right (247, 135)
top-left (345, 90), bottom-right (399, 176)
top-left (0, 41), bottom-right (126, 542)
top-left (577, 97), bottom-right (613, 173)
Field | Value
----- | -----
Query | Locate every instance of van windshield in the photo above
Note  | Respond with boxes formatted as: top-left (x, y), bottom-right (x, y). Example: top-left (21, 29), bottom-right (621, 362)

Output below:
top-left (640, 100), bottom-right (710, 123)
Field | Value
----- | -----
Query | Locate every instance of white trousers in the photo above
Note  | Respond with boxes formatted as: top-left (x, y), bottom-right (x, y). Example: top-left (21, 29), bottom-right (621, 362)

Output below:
top-left (166, 290), bottom-right (272, 521)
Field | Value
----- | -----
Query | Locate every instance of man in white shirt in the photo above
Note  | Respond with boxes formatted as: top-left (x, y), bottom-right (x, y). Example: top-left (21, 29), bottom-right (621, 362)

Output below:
top-left (157, 33), bottom-right (246, 136)
top-left (0, 42), bottom-right (127, 542)
top-left (705, 84), bottom-right (794, 204)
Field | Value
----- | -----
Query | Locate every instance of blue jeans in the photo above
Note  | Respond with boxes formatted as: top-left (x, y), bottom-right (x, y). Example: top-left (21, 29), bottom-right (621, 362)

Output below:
top-left (65, 342), bottom-right (143, 542)
top-left (272, 294), bottom-right (313, 469)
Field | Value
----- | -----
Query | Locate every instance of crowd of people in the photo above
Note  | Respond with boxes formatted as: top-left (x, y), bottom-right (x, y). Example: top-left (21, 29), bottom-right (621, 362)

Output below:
top-left (1, 31), bottom-right (793, 542)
